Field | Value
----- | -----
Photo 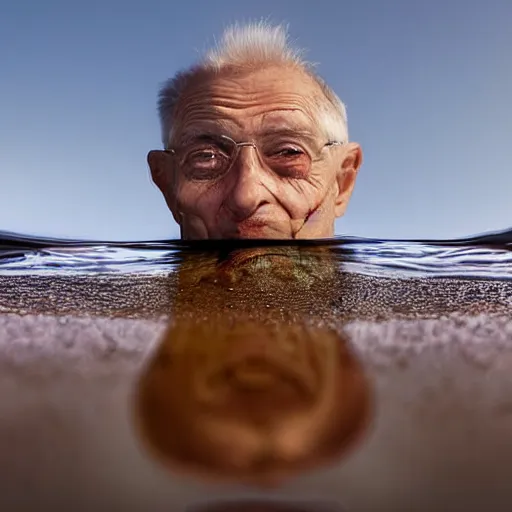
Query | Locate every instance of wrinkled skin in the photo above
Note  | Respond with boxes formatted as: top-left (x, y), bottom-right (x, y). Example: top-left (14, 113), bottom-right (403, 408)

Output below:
top-left (148, 66), bottom-right (362, 240)
top-left (133, 246), bottom-right (372, 488)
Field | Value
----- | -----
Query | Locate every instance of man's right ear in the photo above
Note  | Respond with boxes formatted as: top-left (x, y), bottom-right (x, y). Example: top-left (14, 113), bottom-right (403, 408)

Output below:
top-left (147, 150), bottom-right (172, 193)
top-left (147, 150), bottom-right (180, 224)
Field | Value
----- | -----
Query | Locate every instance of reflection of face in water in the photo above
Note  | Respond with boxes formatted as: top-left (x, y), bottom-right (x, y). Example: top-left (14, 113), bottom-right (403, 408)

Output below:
top-left (188, 499), bottom-right (345, 512)
top-left (133, 244), bottom-right (371, 486)
top-left (171, 244), bottom-right (341, 324)
top-left (134, 317), bottom-right (370, 486)
top-left (180, 245), bottom-right (337, 282)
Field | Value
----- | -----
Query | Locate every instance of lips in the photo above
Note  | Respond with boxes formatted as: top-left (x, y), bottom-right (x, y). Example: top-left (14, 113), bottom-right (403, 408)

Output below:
top-left (231, 225), bottom-right (273, 238)
top-left (242, 216), bottom-right (271, 227)
top-left (221, 213), bottom-right (282, 238)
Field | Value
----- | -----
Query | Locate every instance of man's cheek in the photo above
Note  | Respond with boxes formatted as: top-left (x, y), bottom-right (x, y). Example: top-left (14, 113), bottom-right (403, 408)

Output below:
top-left (288, 202), bottom-right (319, 238)
top-left (173, 207), bottom-right (208, 239)
top-left (304, 204), bottom-right (324, 225)
top-left (298, 204), bottom-right (322, 233)
top-left (293, 190), bottom-right (332, 237)
top-left (173, 186), bottom-right (216, 238)
top-left (177, 184), bottom-right (213, 215)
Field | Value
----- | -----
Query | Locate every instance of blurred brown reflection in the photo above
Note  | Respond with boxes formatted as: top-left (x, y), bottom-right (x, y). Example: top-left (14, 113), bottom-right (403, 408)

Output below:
top-left (171, 245), bottom-right (341, 324)
top-left (188, 498), bottom-right (345, 512)
top-left (133, 245), bottom-right (372, 487)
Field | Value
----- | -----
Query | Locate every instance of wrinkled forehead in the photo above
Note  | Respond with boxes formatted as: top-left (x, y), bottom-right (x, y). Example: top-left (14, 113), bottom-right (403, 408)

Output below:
top-left (171, 66), bottom-right (328, 142)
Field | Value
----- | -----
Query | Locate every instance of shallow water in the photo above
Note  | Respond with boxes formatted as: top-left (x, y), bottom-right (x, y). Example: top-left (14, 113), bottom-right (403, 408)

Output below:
top-left (0, 228), bottom-right (511, 280)
top-left (0, 229), bottom-right (511, 511)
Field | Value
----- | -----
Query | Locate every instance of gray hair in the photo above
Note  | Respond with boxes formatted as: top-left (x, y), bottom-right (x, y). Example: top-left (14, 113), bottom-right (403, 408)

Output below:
top-left (157, 22), bottom-right (349, 148)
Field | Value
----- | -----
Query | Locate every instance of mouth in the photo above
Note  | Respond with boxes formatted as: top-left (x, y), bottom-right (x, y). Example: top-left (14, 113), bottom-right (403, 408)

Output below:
top-left (223, 216), bottom-right (282, 238)
top-left (229, 227), bottom-right (272, 239)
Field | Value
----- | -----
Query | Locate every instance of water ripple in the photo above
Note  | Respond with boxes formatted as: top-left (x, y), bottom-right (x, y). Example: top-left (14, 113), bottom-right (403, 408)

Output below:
top-left (0, 229), bottom-right (510, 280)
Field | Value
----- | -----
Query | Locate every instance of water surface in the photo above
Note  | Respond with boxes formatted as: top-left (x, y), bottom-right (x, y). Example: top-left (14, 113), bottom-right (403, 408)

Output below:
top-left (0, 229), bottom-right (511, 511)
top-left (0, 228), bottom-right (511, 280)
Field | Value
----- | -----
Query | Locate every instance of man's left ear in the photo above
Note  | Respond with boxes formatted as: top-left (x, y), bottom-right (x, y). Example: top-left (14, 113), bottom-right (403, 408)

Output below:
top-left (334, 143), bottom-right (363, 217)
top-left (147, 150), bottom-right (181, 224)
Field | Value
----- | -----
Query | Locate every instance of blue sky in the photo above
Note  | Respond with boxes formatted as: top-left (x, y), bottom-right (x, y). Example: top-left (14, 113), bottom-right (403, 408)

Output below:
top-left (1, 0), bottom-right (511, 241)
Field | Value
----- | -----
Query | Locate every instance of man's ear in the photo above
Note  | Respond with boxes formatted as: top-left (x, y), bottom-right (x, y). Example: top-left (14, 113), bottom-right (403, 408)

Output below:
top-left (334, 143), bottom-right (363, 218)
top-left (147, 150), bottom-right (181, 224)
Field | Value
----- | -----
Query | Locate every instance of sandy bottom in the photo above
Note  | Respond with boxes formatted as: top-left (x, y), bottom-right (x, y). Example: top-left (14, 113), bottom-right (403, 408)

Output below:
top-left (0, 311), bottom-right (511, 512)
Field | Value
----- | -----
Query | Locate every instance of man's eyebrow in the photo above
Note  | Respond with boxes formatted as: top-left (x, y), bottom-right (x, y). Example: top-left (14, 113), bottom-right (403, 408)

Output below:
top-left (175, 126), bottom-right (318, 145)
top-left (258, 127), bottom-right (317, 140)
top-left (176, 129), bottom-right (225, 145)
top-left (175, 120), bottom-right (238, 144)
top-left (180, 129), bottom-right (220, 138)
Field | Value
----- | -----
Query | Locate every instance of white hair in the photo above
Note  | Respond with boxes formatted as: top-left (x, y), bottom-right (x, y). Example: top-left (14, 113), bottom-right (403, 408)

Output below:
top-left (157, 22), bottom-right (349, 148)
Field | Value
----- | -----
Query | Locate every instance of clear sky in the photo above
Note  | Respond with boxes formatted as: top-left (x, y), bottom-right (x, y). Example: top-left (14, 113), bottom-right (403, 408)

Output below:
top-left (1, 0), bottom-right (511, 241)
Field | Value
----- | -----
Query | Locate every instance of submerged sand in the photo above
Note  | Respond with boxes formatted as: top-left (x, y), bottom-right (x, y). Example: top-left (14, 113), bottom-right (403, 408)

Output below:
top-left (1, 273), bottom-right (511, 320)
top-left (0, 273), bottom-right (511, 511)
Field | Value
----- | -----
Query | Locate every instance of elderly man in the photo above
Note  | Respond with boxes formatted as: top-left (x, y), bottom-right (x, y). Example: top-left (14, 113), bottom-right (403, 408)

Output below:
top-left (148, 22), bottom-right (362, 240)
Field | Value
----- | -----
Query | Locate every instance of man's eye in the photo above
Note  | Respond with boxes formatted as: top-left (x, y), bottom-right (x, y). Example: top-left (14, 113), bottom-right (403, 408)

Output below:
top-left (183, 147), bottom-right (229, 181)
top-left (274, 146), bottom-right (304, 157)
top-left (264, 145), bottom-right (310, 178)
top-left (190, 150), bottom-right (217, 162)
top-left (186, 147), bottom-right (229, 167)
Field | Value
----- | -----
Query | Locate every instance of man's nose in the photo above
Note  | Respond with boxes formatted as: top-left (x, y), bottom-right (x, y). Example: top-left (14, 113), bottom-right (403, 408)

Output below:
top-left (224, 147), bottom-right (270, 221)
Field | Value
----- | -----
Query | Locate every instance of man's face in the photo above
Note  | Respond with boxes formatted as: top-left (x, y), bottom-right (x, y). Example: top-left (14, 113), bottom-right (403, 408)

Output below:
top-left (134, 319), bottom-right (370, 485)
top-left (148, 66), bottom-right (362, 239)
